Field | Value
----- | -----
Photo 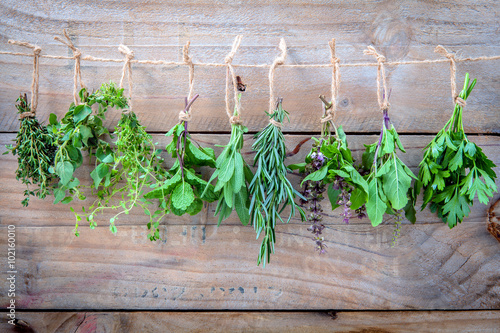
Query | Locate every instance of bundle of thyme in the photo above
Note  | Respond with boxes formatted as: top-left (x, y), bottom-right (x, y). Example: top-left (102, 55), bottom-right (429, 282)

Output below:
top-left (145, 95), bottom-right (217, 216)
top-left (249, 99), bottom-right (306, 266)
top-left (4, 94), bottom-right (57, 206)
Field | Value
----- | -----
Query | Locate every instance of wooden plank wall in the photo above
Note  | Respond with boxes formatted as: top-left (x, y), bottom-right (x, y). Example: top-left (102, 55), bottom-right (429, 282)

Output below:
top-left (0, 1), bottom-right (499, 331)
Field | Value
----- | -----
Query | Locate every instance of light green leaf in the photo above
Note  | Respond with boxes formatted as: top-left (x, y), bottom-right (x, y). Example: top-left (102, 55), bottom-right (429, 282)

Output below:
top-left (56, 161), bottom-right (74, 186)
top-left (172, 182), bottom-right (195, 210)
top-left (366, 178), bottom-right (386, 226)
top-left (382, 157), bottom-right (412, 210)
top-left (73, 105), bottom-right (92, 124)
top-left (301, 165), bottom-right (328, 185)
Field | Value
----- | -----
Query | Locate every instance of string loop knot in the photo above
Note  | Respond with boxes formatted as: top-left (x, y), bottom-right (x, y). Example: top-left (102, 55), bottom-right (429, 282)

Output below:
top-left (224, 35), bottom-right (243, 125)
top-left (364, 46), bottom-right (389, 112)
top-left (455, 96), bottom-right (466, 108)
top-left (118, 44), bottom-right (134, 113)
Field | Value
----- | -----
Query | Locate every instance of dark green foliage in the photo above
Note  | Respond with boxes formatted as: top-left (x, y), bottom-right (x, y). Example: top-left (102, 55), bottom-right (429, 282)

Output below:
top-left (414, 73), bottom-right (497, 228)
top-left (4, 94), bottom-right (57, 206)
top-left (48, 82), bottom-right (128, 205)
top-left (249, 99), bottom-right (306, 267)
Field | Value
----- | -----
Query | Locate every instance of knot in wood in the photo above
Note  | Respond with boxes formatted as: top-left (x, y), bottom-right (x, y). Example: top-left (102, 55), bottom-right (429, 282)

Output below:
top-left (178, 110), bottom-right (191, 122)
top-left (455, 96), bottom-right (466, 108)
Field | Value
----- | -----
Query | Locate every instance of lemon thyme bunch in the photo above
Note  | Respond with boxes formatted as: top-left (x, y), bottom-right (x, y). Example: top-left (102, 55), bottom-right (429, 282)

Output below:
top-left (48, 82), bottom-right (128, 205)
top-left (289, 96), bottom-right (368, 253)
top-left (249, 98), bottom-right (306, 266)
top-left (414, 73), bottom-right (497, 228)
top-left (73, 110), bottom-right (168, 240)
top-left (4, 94), bottom-right (57, 206)
top-left (205, 93), bottom-right (253, 226)
top-left (144, 95), bottom-right (217, 217)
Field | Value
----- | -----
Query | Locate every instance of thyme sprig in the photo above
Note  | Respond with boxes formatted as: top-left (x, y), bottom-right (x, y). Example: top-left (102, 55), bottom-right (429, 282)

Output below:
top-left (4, 94), bottom-right (57, 206)
top-left (249, 99), bottom-right (306, 266)
top-left (414, 73), bottom-right (497, 228)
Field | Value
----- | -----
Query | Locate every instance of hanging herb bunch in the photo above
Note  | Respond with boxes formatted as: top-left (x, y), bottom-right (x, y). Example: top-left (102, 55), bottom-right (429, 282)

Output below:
top-left (362, 108), bottom-right (417, 244)
top-left (4, 94), bottom-right (57, 206)
top-left (73, 109), bottom-right (168, 239)
top-left (47, 82), bottom-right (128, 205)
top-left (414, 73), bottom-right (497, 228)
top-left (289, 96), bottom-right (368, 253)
top-left (249, 98), bottom-right (306, 266)
top-left (205, 93), bottom-right (253, 226)
top-left (144, 95), bottom-right (217, 217)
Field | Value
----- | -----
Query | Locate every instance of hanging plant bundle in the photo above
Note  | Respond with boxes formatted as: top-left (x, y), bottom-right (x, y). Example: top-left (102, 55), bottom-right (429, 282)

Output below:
top-left (289, 97), bottom-right (368, 253)
top-left (4, 94), bottom-right (57, 207)
top-left (144, 95), bottom-right (217, 216)
top-left (362, 108), bottom-right (417, 243)
top-left (249, 99), bottom-right (306, 266)
top-left (205, 93), bottom-right (253, 226)
top-left (48, 82), bottom-right (128, 205)
top-left (414, 73), bottom-right (497, 228)
top-left (73, 110), bottom-right (168, 239)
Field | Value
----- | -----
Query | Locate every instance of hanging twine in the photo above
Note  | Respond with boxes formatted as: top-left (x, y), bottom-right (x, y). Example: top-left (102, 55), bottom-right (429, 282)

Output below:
top-left (179, 41), bottom-right (196, 122)
top-left (225, 35), bottom-right (243, 125)
top-left (118, 44), bottom-right (134, 113)
top-left (435, 45), bottom-right (467, 108)
top-left (54, 29), bottom-right (85, 105)
top-left (364, 46), bottom-right (389, 111)
top-left (268, 38), bottom-right (287, 128)
top-left (8, 39), bottom-right (41, 118)
top-left (321, 38), bottom-right (341, 124)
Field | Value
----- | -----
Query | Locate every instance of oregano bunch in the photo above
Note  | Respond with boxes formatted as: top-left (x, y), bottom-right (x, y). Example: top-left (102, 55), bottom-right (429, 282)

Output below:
top-left (48, 82), bottom-right (128, 204)
top-left (362, 108), bottom-right (417, 242)
top-left (249, 99), bottom-right (306, 266)
top-left (4, 94), bottom-right (57, 206)
top-left (414, 73), bottom-right (497, 228)
top-left (205, 93), bottom-right (253, 226)
top-left (289, 97), bottom-right (368, 252)
top-left (144, 95), bottom-right (217, 216)
top-left (73, 111), bottom-right (168, 239)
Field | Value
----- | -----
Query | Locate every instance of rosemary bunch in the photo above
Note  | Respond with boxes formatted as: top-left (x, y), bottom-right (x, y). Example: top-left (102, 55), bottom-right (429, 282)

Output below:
top-left (144, 95), bottom-right (217, 216)
top-left (414, 73), bottom-right (497, 228)
top-left (205, 93), bottom-right (253, 226)
top-left (48, 82), bottom-right (128, 204)
top-left (4, 94), bottom-right (57, 206)
top-left (73, 111), bottom-right (168, 239)
top-left (249, 99), bottom-right (306, 266)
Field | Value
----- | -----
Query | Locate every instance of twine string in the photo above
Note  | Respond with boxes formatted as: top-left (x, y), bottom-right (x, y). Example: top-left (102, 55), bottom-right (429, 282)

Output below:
top-left (8, 40), bottom-right (41, 118)
top-left (118, 44), bottom-right (134, 113)
top-left (269, 38), bottom-right (287, 114)
top-left (183, 41), bottom-right (195, 101)
top-left (54, 29), bottom-right (85, 105)
top-left (321, 38), bottom-right (341, 124)
top-left (435, 45), bottom-right (466, 108)
top-left (225, 35), bottom-right (243, 125)
top-left (364, 46), bottom-right (389, 111)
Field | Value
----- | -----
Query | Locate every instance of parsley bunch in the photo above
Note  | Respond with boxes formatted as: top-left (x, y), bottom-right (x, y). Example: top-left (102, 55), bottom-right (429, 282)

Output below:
top-left (74, 111), bottom-right (168, 239)
top-left (48, 82), bottom-right (128, 204)
top-left (4, 94), bottom-right (57, 206)
top-left (144, 95), bottom-right (217, 216)
top-left (205, 94), bottom-right (253, 226)
top-left (414, 73), bottom-right (497, 228)
top-left (362, 109), bottom-right (417, 242)
top-left (249, 99), bottom-right (306, 266)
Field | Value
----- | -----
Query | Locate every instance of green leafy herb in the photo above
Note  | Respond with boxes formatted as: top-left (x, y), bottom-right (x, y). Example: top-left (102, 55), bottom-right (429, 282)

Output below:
top-left (362, 108), bottom-right (416, 243)
top-left (205, 93), bottom-right (253, 226)
top-left (48, 82), bottom-right (128, 205)
top-left (289, 96), bottom-right (367, 252)
top-left (414, 73), bottom-right (497, 228)
top-left (74, 111), bottom-right (168, 239)
top-left (144, 95), bottom-right (217, 216)
top-left (4, 94), bottom-right (57, 206)
top-left (249, 99), bottom-right (306, 266)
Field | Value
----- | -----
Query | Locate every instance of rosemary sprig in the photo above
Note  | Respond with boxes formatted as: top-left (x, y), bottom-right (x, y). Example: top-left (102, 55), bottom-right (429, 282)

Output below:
top-left (4, 94), bottom-right (57, 206)
top-left (249, 99), bottom-right (306, 266)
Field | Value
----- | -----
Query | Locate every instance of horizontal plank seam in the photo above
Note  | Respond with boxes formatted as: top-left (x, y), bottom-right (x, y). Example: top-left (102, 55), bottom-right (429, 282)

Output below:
top-left (1, 309), bottom-right (499, 313)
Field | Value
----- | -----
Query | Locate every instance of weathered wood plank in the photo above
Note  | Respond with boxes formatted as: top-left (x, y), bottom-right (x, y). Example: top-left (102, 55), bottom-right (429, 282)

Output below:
top-left (2, 311), bottom-right (500, 333)
top-left (0, 1), bottom-right (499, 133)
top-left (0, 222), bottom-right (498, 310)
top-left (1, 134), bottom-right (499, 228)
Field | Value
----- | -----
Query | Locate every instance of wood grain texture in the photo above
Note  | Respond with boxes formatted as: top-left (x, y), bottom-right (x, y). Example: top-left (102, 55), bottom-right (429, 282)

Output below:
top-left (0, 1), bottom-right (499, 133)
top-left (0, 222), bottom-right (498, 310)
top-left (2, 311), bottom-right (500, 333)
top-left (1, 134), bottom-right (499, 228)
